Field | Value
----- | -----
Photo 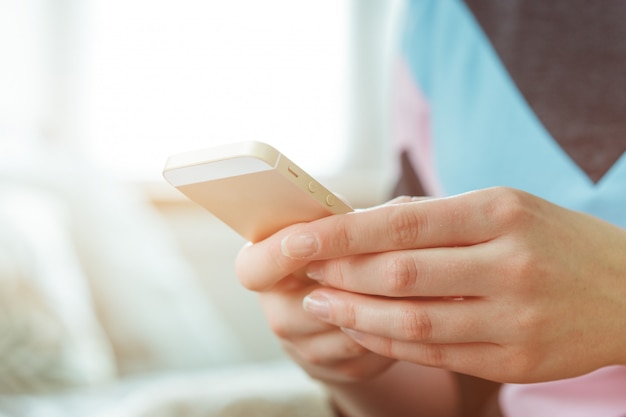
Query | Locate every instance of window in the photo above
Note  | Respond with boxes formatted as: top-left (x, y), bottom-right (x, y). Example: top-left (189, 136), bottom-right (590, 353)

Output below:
top-left (2, 0), bottom-right (401, 203)
top-left (83, 0), bottom-right (351, 182)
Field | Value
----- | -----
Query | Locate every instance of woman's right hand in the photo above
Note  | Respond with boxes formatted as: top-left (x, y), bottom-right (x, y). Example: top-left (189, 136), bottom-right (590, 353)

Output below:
top-left (236, 225), bottom-right (395, 384)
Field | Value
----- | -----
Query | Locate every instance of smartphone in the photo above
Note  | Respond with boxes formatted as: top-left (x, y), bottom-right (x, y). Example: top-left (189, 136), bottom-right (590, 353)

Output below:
top-left (163, 141), bottom-right (353, 242)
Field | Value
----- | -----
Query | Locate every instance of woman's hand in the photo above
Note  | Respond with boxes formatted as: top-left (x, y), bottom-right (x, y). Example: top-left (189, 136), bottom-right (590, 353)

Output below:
top-left (271, 187), bottom-right (626, 383)
top-left (236, 227), bottom-right (395, 383)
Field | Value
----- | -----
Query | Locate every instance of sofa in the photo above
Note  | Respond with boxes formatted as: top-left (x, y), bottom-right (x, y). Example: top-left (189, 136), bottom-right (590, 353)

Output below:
top-left (0, 146), bottom-right (334, 417)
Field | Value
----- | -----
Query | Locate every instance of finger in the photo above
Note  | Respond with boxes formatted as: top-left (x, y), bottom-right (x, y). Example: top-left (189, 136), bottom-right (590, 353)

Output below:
top-left (283, 338), bottom-right (395, 383)
top-left (271, 269), bottom-right (318, 292)
top-left (341, 331), bottom-right (504, 381)
top-left (304, 289), bottom-right (505, 344)
top-left (236, 195), bottom-right (428, 291)
top-left (235, 223), bottom-right (313, 291)
top-left (280, 189), bottom-right (506, 261)
top-left (260, 281), bottom-right (335, 338)
top-left (378, 195), bottom-right (433, 205)
top-left (305, 244), bottom-right (497, 297)
top-left (283, 328), bottom-right (370, 366)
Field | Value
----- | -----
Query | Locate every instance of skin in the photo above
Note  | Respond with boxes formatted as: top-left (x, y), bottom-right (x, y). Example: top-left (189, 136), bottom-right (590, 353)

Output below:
top-left (236, 186), bottom-right (626, 416)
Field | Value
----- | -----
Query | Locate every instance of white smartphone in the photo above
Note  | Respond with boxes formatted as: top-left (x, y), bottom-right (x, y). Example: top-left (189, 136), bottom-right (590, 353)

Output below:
top-left (163, 141), bottom-right (353, 242)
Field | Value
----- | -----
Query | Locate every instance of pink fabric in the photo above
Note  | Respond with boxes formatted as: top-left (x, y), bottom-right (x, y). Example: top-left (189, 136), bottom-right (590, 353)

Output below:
top-left (500, 366), bottom-right (626, 417)
top-left (392, 58), bottom-right (444, 197)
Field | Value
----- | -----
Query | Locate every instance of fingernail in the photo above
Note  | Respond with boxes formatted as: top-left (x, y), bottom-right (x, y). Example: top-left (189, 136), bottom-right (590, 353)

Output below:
top-left (340, 327), bottom-right (364, 342)
top-left (302, 293), bottom-right (330, 320)
top-left (305, 264), bottom-right (323, 282)
top-left (281, 233), bottom-right (318, 259)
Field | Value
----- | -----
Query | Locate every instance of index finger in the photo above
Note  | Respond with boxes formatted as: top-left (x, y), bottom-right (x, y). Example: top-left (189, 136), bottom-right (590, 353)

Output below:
top-left (235, 197), bottom-right (423, 291)
top-left (280, 188), bottom-right (508, 261)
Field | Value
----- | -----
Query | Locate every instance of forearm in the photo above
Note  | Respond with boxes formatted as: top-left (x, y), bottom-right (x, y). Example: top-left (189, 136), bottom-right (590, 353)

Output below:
top-left (326, 362), bottom-right (459, 417)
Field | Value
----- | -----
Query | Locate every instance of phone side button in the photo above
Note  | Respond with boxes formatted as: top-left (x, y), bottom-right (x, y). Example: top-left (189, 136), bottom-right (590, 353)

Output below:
top-left (308, 181), bottom-right (319, 193)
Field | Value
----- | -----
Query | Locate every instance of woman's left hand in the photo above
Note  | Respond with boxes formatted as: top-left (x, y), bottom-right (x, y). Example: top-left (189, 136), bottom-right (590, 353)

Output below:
top-left (278, 187), bottom-right (626, 383)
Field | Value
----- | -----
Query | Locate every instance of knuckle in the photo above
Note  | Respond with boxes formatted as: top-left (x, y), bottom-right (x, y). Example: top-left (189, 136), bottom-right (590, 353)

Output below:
top-left (342, 301), bottom-right (359, 329)
top-left (503, 348), bottom-right (543, 382)
top-left (383, 254), bottom-right (419, 294)
top-left (398, 308), bottom-right (433, 341)
top-left (373, 337), bottom-right (396, 359)
top-left (509, 251), bottom-right (537, 283)
top-left (500, 249), bottom-right (544, 296)
top-left (422, 344), bottom-right (446, 368)
top-left (387, 206), bottom-right (424, 247)
top-left (513, 306), bottom-right (544, 341)
top-left (331, 221), bottom-right (355, 255)
top-left (484, 187), bottom-right (535, 230)
top-left (325, 259), bottom-right (348, 288)
top-left (495, 311), bottom-right (546, 381)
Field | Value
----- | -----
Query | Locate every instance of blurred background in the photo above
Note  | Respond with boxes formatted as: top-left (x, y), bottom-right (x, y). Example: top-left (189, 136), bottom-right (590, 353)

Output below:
top-left (0, 0), bottom-right (402, 415)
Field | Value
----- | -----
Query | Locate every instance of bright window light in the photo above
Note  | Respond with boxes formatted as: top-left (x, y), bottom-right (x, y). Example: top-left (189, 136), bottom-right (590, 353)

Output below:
top-left (83, 0), bottom-right (350, 182)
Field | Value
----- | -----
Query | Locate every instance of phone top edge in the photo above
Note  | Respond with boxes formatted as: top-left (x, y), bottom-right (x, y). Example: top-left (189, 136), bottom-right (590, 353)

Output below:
top-left (164, 140), bottom-right (280, 171)
top-left (162, 141), bottom-right (281, 186)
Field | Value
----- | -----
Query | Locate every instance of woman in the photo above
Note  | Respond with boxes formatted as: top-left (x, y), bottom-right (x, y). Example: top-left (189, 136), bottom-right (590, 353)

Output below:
top-left (236, 1), bottom-right (626, 415)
